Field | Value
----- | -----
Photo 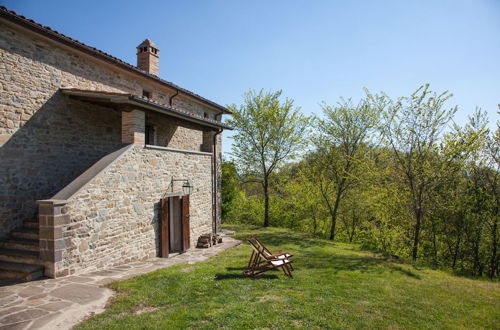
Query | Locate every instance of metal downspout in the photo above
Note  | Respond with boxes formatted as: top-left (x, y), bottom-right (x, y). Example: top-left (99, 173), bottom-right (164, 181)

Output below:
top-left (169, 89), bottom-right (179, 106)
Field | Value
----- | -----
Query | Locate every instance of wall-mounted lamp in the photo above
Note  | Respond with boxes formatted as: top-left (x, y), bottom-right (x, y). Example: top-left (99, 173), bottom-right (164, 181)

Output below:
top-left (181, 180), bottom-right (193, 195)
top-left (169, 177), bottom-right (193, 195)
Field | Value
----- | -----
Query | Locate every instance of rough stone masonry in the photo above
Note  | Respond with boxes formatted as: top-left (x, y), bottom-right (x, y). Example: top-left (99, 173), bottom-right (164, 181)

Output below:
top-left (0, 7), bottom-right (227, 277)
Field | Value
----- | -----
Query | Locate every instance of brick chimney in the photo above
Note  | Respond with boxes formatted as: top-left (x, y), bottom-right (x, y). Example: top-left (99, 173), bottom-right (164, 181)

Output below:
top-left (136, 39), bottom-right (159, 76)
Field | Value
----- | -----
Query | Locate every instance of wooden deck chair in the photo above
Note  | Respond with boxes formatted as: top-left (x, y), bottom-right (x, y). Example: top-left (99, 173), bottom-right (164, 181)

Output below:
top-left (253, 236), bottom-right (294, 271)
top-left (244, 239), bottom-right (294, 278)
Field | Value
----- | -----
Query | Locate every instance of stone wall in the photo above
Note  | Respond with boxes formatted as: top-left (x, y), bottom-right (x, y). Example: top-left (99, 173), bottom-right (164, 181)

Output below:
top-left (0, 93), bottom-right (123, 237)
top-left (55, 146), bottom-right (213, 276)
top-left (145, 111), bottom-right (206, 151)
top-left (0, 20), bottom-right (222, 237)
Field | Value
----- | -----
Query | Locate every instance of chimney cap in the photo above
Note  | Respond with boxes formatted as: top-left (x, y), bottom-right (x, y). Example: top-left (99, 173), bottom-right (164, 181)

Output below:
top-left (137, 39), bottom-right (158, 48)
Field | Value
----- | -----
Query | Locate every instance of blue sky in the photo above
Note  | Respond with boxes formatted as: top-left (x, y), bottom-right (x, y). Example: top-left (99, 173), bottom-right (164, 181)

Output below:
top-left (3, 0), bottom-right (499, 154)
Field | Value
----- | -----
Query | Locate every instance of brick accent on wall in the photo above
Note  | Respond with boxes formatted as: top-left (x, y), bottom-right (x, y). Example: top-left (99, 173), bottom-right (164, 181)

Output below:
top-left (122, 110), bottom-right (145, 145)
top-left (136, 40), bottom-right (159, 76)
top-left (137, 52), bottom-right (159, 76)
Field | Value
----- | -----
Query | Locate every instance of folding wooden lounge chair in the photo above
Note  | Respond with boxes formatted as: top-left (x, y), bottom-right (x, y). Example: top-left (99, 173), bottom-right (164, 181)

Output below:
top-left (244, 238), bottom-right (294, 278)
top-left (253, 236), bottom-right (294, 270)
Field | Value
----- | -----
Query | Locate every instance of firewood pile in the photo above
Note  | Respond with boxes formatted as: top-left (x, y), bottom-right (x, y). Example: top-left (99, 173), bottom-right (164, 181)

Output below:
top-left (196, 233), bottom-right (223, 248)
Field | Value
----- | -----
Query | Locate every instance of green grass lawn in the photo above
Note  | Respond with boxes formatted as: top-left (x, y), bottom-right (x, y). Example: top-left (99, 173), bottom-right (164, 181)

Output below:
top-left (76, 225), bottom-right (500, 329)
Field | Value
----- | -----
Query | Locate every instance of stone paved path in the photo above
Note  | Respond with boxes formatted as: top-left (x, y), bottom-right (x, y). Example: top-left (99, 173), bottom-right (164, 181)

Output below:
top-left (0, 237), bottom-right (241, 330)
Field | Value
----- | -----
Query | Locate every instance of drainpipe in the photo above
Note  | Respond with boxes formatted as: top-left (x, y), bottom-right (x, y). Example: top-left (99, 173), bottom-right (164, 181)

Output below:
top-left (212, 129), bottom-right (223, 234)
top-left (169, 89), bottom-right (179, 106)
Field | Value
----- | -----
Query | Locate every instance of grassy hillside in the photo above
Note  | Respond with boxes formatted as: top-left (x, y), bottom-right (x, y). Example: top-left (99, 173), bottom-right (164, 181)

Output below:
top-left (76, 225), bottom-right (500, 329)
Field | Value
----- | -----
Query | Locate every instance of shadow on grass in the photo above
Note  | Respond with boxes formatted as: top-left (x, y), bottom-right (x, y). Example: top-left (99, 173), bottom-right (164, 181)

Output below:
top-left (231, 227), bottom-right (421, 280)
top-left (297, 253), bottom-right (421, 279)
top-left (391, 265), bottom-right (421, 279)
top-left (234, 231), bottom-right (330, 251)
top-left (215, 273), bottom-right (279, 280)
top-left (225, 267), bottom-right (248, 271)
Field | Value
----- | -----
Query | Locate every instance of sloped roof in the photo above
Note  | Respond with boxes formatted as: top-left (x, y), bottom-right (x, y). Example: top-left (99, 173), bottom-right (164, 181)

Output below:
top-left (0, 6), bottom-right (231, 114)
top-left (137, 39), bottom-right (157, 48)
top-left (60, 88), bottom-right (232, 130)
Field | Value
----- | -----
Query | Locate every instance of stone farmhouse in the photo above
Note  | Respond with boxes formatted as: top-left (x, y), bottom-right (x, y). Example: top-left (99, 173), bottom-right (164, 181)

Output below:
top-left (0, 6), bottom-right (231, 281)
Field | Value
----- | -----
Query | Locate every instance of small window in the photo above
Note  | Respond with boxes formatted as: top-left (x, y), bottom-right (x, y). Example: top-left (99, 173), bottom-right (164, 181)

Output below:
top-left (145, 125), bottom-right (155, 145)
top-left (143, 90), bottom-right (151, 98)
top-left (204, 112), bottom-right (209, 118)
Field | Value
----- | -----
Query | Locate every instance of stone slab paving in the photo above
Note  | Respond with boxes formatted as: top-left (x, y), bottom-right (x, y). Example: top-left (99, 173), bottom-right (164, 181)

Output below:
top-left (0, 237), bottom-right (241, 330)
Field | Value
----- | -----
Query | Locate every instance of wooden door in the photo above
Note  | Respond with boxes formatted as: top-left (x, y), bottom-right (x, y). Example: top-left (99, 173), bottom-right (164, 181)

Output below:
top-left (170, 196), bottom-right (183, 252)
top-left (182, 195), bottom-right (190, 252)
top-left (160, 198), bottom-right (169, 258)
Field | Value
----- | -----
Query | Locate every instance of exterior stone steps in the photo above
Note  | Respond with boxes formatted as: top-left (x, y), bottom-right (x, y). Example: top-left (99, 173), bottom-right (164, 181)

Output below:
top-left (0, 237), bottom-right (39, 252)
top-left (0, 261), bottom-right (44, 281)
top-left (0, 219), bottom-right (44, 282)
top-left (11, 227), bottom-right (38, 240)
top-left (0, 248), bottom-right (40, 264)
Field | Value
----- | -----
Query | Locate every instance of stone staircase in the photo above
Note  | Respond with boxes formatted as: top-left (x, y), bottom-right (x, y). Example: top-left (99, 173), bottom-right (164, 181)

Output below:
top-left (0, 219), bottom-right (44, 282)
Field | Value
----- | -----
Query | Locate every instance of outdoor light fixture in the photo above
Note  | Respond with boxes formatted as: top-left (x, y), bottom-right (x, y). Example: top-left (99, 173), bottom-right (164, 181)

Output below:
top-left (169, 177), bottom-right (193, 195)
top-left (182, 180), bottom-right (193, 195)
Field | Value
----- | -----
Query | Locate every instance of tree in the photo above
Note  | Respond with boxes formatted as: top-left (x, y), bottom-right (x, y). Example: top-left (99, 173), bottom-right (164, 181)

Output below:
top-left (282, 160), bottom-right (329, 235)
top-left (485, 118), bottom-right (499, 278)
top-left (369, 84), bottom-right (457, 261)
top-left (485, 110), bottom-right (499, 278)
top-left (228, 89), bottom-right (309, 227)
top-left (312, 97), bottom-right (379, 240)
top-left (221, 160), bottom-right (239, 222)
top-left (219, 86), bottom-right (498, 278)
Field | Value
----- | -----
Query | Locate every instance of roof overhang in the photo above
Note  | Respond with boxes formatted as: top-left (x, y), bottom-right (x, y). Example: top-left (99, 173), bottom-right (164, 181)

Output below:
top-left (60, 88), bottom-right (232, 130)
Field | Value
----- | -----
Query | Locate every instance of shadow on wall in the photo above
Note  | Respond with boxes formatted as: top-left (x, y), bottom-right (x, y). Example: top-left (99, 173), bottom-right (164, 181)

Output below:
top-left (145, 111), bottom-right (207, 151)
top-left (153, 200), bottom-right (161, 257)
top-left (0, 91), bottom-right (123, 237)
top-left (145, 112), bottom-right (177, 147)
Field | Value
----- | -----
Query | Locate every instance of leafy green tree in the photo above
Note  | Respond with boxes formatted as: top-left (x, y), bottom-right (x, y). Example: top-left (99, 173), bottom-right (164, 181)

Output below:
top-left (219, 86), bottom-right (498, 278)
top-left (369, 85), bottom-right (458, 261)
top-left (227, 89), bottom-right (309, 227)
top-left (485, 110), bottom-right (499, 278)
top-left (221, 160), bottom-right (239, 222)
top-left (312, 98), bottom-right (379, 241)
top-left (368, 84), bottom-right (488, 261)
top-left (272, 160), bottom-right (329, 235)
top-left (485, 125), bottom-right (499, 278)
